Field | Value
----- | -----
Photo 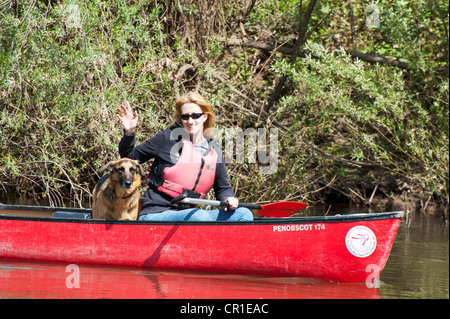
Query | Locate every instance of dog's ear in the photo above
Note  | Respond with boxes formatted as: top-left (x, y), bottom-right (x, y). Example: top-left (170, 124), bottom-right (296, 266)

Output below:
top-left (134, 160), bottom-right (146, 177)
top-left (98, 161), bottom-right (116, 175)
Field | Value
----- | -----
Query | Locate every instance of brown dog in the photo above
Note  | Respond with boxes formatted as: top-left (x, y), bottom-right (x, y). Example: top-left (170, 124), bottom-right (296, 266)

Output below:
top-left (92, 158), bottom-right (145, 220)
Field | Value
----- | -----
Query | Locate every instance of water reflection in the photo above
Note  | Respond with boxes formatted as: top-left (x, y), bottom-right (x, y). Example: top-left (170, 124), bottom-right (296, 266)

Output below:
top-left (380, 212), bottom-right (449, 299)
top-left (0, 260), bottom-right (380, 299)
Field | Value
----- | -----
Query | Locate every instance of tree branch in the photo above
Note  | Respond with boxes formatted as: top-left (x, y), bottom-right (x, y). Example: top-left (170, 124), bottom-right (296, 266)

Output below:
top-left (226, 39), bottom-right (411, 70)
top-left (264, 0), bottom-right (318, 115)
top-left (346, 50), bottom-right (410, 70)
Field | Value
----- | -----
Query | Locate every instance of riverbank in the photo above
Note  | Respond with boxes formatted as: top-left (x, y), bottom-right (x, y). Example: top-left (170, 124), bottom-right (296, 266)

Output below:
top-left (1, 1), bottom-right (448, 218)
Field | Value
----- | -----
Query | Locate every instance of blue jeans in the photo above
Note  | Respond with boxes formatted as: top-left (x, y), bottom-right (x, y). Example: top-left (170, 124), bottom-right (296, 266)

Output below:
top-left (138, 207), bottom-right (253, 222)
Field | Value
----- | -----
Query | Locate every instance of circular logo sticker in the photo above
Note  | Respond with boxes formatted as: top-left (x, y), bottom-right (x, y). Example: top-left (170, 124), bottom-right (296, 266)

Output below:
top-left (345, 226), bottom-right (377, 258)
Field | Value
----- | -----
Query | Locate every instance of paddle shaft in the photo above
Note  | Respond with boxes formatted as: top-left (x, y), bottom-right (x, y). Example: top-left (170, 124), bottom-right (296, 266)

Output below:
top-left (179, 197), bottom-right (261, 210)
top-left (171, 195), bottom-right (308, 217)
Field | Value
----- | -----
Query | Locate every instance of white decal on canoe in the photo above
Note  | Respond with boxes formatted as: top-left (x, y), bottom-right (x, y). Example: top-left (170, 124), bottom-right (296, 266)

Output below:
top-left (345, 226), bottom-right (377, 258)
top-left (273, 224), bottom-right (325, 232)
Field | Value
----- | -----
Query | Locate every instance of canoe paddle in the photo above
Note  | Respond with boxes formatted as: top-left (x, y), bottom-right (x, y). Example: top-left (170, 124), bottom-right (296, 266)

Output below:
top-left (170, 195), bottom-right (308, 217)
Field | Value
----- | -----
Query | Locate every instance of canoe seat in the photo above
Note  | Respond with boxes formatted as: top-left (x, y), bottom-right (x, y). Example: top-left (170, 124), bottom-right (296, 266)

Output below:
top-left (52, 211), bottom-right (92, 219)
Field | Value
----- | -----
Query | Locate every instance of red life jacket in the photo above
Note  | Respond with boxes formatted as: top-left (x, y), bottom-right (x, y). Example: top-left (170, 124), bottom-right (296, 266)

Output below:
top-left (156, 139), bottom-right (217, 199)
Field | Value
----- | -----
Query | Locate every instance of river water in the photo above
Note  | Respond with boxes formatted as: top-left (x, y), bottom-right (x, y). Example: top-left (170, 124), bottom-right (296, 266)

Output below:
top-left (0, 206), bottom-right (448, 299)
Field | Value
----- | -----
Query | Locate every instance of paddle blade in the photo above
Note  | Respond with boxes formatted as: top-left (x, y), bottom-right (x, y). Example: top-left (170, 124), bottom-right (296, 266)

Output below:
top-left (258, 201), bottom-right (308, 217)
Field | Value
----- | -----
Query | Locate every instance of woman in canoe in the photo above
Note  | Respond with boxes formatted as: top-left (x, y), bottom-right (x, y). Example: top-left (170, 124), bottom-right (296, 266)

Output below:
top-left (117, 92), bottom-right (253, 221)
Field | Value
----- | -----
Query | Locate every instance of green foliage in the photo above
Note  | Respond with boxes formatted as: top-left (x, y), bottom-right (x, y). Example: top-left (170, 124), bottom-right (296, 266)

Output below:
top-left (0, 0), bottom-right (168, 205)
top-left (0, 0), bottom-right (448, 215)
top-left (271, 41), bottom-right (447, 207)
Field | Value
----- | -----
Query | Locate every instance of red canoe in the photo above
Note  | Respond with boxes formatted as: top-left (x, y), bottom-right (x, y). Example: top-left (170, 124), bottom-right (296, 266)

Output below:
top-left (0, 204), bottom-right (403, 283)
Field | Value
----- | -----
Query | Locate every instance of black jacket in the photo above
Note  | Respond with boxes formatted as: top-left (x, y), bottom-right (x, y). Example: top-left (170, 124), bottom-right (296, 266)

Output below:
top-left (118, 125), bottom-right (234, 215)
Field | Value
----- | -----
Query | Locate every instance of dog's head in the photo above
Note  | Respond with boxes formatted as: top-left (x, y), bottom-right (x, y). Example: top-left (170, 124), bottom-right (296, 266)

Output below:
top-left (98, 158), bottom-right (146, 192)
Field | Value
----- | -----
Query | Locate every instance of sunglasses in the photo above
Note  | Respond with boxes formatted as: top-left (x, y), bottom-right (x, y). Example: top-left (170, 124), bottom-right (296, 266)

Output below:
top-left (180, 113), bottom-right (204, 121)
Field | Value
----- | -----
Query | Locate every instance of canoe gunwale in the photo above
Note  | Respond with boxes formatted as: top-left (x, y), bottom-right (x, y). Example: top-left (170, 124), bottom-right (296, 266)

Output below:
top-left (0, 204), bottom-right (404, 225)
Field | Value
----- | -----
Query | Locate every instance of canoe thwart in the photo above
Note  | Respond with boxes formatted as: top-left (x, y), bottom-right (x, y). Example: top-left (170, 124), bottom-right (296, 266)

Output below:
top-left (52, 211), bottom-right (92, 219)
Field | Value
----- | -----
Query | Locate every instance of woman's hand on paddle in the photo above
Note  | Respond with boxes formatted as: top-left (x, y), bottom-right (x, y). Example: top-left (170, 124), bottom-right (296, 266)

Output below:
top-left (117, 100), bottom-right (138, 135)
top-left (225, 197), bottom-right (239, 211)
